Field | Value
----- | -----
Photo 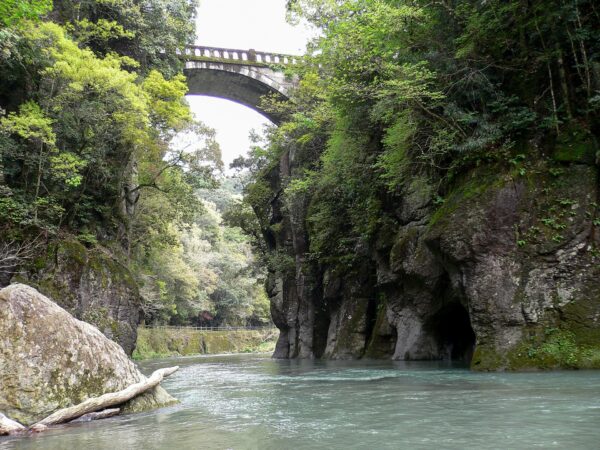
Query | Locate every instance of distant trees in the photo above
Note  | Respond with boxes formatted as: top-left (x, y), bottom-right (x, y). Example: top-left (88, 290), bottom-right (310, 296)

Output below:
top-left (138, 185), bottom-right (271, 327)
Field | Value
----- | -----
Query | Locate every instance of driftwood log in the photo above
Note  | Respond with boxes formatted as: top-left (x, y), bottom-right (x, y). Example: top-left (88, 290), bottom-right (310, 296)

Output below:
top-left (2, 366), bottom-right (178, 434)
top-left (33, 366), bottom-right (179, 427)
top-left (70, 408), bottom-right (121, 423)
top-left (0, 413), bottom-right (26, 435)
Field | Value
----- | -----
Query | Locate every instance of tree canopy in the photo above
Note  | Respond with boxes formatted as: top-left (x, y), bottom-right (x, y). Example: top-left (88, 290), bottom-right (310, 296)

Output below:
top-left (240, 0), bottom-right (599, 269)
top-left (0, 0), bottom-right (269, 326)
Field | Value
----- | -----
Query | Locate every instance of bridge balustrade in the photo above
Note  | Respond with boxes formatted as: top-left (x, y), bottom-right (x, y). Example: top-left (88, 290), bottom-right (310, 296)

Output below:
top-left (182, 45), bottom-right (299, 66)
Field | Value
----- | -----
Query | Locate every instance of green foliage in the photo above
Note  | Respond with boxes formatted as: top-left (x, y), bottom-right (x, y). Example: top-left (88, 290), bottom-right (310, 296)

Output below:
top-left (240, 0), bottom-right (600, 277)
top-left (522, 328), bottom-right (600, 369)
top-left (375, 112), bottom-right (413, 190)
top-left (1, 100), bottom-right (55, 145)
top-left (538, 328), bottom-right (578, 367)
top-left (67, 18), bottom-right (135, 45)
top-left (133, 327), bottom-right (278, 360)
top-left (0, 0), bottom-right (266, 330)
top-left (49, 152), bottom-right (86, 187)
top-left (0, 0), bottom-right (51, 27)
top-left (307, 120), bottom-right (370, 261)
top-left (284, 170), bottom-right (316, 197)
top-left (0, 18), bottom-right (217, 237)
top-left (51, 0), bottom-right (198, 75)
top-left (138, 182), bottom-right (271, 327)
top-left (142, 71), bottom-right (191, 135)
top-left (266, 250), bottom-right (295, 275)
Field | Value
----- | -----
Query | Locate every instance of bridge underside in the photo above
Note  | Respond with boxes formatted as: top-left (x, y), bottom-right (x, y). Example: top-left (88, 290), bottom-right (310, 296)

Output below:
top-left (184, 62), bottom-right (292, 124)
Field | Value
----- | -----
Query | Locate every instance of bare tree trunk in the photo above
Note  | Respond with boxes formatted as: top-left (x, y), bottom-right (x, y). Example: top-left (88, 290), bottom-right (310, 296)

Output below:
top-left (33, 142), bottom-right (45, 223)
top-left (0, 148), bottom-right (5, 186)
top-left (535, 17), bottom-right (560, 134)
top-left (575, 3), bottom-right (592, 97)
top-left (555, 43), bottom-right (573, 120)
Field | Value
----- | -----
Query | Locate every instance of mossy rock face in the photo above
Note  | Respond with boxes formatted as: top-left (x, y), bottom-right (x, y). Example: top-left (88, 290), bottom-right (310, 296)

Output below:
top-left (471, 344), bottom-right (505, 371)
top-left (0, 284), bottom-right (176, 426)
top-left (396, 176), bottom-right (434, 224)
top-left (16, 238), bottom-right (141, 355)
top-left (552, 127), bottom-right (597, 164)
top-left (132, 328), bottom-right (279, 359)
top-left (253, 126), bottom-right (600, 371)
top-left (389, 227), bottom-right (420, 273)
top-left (505, 326), bottom-right (600, 370)
top-left (323, 295), bottom-right (370, 359)
top-left (423, 161), bottom-right (600, 371)
top-left (364, 301), bottom-right (396, 359)
top-left (428, 165), bottom-right (503, 228)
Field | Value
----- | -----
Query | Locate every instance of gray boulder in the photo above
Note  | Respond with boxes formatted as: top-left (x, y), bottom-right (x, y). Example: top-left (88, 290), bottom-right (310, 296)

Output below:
top-left (0, 284), bottom-right (176, 426)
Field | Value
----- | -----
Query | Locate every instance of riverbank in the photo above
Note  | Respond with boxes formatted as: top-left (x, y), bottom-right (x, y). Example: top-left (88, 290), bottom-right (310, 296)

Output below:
top-left (132, 327), bottom-right (279, 360)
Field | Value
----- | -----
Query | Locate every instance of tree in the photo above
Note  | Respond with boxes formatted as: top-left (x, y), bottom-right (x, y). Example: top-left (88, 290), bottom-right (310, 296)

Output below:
top-left (239, 0), bottom-right (600, 274)
top-left (51, 0), bottom-right (198, 75)
top-left (0, 0), bottom-right (51, 27)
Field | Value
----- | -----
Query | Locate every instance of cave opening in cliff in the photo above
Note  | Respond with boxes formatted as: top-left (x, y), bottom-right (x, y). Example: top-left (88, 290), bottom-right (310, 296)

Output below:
top-left (427, 302), bottom-right (476, 363)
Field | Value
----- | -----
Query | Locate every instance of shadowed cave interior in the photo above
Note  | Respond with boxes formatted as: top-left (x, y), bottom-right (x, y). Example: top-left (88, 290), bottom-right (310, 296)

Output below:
top-left (427, 302), bottom-right (476, 363)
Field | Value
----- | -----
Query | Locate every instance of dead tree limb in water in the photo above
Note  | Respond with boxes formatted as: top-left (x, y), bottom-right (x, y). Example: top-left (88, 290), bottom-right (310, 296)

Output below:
top-left (32, 366), bottom-right (179, 428)
top-left (70, 408), bottom-right (121, 423)
top-left (0, 413), bottom-right (27, 435)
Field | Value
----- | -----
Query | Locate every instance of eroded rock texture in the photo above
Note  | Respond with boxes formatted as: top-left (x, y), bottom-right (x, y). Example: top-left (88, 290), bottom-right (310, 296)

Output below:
top-left (13, 239), bottom-right (141, 355)
top-left (0, 284), bottom-right (175, 426)
top-left (262, 146), bottom-right (600, 370)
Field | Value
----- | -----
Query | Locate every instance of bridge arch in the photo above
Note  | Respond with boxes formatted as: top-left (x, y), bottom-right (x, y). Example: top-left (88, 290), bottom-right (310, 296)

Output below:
top-left (183, 47), bottom-right (298, 124)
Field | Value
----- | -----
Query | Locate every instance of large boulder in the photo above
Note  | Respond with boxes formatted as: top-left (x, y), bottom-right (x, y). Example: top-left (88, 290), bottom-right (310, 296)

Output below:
top-left (0, 284), bottom-right (176, 426)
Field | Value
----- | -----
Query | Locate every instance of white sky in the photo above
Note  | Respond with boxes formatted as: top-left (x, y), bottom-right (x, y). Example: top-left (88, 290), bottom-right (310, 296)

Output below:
top-left (188, 0), bottom-right (314, 171)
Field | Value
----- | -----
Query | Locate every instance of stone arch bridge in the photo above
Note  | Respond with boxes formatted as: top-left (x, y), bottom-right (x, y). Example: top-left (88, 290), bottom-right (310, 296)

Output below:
top-left (181, 46), bottom-right (299, 123)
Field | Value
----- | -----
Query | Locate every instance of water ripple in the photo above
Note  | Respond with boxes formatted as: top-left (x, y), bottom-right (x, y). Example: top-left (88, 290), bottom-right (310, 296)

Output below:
top-left (2, 355), bottom-right (600, 450)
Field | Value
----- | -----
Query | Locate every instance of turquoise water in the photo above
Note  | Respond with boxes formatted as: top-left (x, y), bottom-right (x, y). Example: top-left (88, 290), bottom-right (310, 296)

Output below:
top-left (2, 353), bottom-right (600, 449)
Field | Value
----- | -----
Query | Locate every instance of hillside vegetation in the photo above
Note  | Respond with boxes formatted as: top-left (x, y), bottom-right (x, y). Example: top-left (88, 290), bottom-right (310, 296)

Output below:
top-left (0, 1), bottom-right (268, 346)
top-left (233, 0), bottom-right (600, 369)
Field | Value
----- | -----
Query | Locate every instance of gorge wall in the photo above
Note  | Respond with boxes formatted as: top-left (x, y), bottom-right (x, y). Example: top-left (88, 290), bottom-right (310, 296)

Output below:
top-left (259, 142), bottom-right (600, 371)
top-left (11, 239), bottom-right (141, 355)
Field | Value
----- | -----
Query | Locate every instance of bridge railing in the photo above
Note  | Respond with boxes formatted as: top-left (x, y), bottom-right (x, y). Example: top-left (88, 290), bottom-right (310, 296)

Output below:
top-left (181, 45), bottom-right (300, 66)
top-left (140, 324), bottom-right (278, 332)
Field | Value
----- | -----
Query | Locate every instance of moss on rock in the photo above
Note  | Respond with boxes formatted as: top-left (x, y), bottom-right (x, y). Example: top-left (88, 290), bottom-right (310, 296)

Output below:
top-left (15, 237), bottom-right (141, 355)
top-left (132, 327), bottom-right (279, 360)
top-left (0, 284), bottom-right (175, 426)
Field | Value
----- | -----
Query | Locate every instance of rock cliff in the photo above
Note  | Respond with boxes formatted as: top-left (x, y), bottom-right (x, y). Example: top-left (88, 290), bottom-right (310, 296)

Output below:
top-left (0, 284), bottom-right (175, 426)
top-left (260, 145), bottom-right (600, 370)
top-left (12, 239), bottom-right (141, 355)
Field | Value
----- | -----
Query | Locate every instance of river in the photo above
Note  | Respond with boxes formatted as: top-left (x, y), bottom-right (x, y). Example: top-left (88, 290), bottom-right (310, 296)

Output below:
top-left (2, 353), bottom-right (600, 449)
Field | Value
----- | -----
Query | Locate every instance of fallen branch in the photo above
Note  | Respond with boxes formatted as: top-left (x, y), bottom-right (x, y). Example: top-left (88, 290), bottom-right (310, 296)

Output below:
top-left (33, 366), bottom-right (179, 427)
top-left (70, 408), bottom-right (121, 423)
top-left (0, 413), bottom-right (26, 435)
